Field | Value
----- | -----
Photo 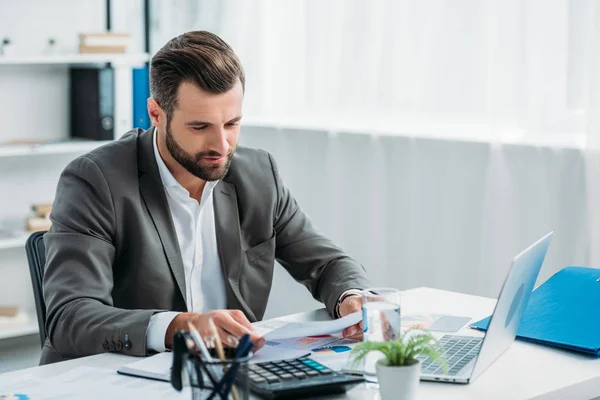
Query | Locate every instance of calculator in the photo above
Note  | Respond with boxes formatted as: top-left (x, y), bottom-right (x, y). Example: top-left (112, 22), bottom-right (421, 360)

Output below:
top-left (246, 357), bottom-right (364, 399)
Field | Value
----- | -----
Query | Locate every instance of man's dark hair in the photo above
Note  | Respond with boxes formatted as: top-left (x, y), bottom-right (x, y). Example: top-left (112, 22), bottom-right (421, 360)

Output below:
top-left (150, 30), bottom-right (245, 118)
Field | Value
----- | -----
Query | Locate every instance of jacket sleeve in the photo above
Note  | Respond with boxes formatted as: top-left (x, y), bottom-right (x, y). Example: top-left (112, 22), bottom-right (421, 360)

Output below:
top-left (268, 153), bottom-right (372, 316)
top-left (43, 155), bottom-right (162, 358)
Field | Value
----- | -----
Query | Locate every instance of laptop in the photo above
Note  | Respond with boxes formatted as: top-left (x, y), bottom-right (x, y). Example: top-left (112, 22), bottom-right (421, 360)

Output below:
top-left (418, 231), bottom-right (553, 384)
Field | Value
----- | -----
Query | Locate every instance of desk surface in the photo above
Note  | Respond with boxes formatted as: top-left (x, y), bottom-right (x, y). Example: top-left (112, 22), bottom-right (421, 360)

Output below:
top-left (1, 287), bottom-right (599, 400)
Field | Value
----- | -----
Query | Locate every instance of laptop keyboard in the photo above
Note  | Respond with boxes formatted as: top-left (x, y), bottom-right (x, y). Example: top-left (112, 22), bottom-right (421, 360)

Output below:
top-left (417, 335), bottom-right (483, 376)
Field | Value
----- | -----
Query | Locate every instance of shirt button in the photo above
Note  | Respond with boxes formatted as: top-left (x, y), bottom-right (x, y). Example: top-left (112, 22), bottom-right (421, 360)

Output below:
top-left (124, 334), bottom-right (132, 350)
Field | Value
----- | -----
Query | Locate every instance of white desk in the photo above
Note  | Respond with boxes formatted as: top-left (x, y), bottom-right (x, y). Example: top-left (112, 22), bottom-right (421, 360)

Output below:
top-left (1, 287), bottom-right (599, 400)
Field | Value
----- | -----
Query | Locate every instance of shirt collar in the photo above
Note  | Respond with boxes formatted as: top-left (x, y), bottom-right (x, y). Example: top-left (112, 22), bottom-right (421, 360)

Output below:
top-left (152, 129), bottom-right (219, 194)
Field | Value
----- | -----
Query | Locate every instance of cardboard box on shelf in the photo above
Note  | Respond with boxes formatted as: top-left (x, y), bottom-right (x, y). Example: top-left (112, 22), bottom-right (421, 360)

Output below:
top-left (0, 306), bottom-right (18, 317)
top-left (32, 203), bottom-right (52, 218)
top-left (78, 32), bottom-right (130, 54)
top-left (79, 33), bottom-right (131, 47)
top-left (25, 216), bottom-right (51, 232)
top-left (78, 44), bottom-right (126, 54)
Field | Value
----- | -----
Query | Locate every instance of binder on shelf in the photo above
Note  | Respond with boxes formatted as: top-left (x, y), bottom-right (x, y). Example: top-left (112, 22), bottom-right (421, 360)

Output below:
top-left (132, 65), bottom-right (150, 130)
top-left (471, 266), bottom-right (600, 356)
top-left (70, 67), bottom-right (115, 141)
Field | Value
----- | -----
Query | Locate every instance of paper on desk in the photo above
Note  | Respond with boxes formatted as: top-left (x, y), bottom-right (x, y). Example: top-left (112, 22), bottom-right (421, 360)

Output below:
top-left (308, 337), bottom-right (361, 372)
top-left (0, 366), bottom-right (187, 400)
top-left (252, 311), bottom-right (362, 340)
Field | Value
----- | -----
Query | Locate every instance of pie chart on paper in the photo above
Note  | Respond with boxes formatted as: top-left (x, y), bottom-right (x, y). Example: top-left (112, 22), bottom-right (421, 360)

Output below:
top-left (312, 345), bottom-right (352, 354)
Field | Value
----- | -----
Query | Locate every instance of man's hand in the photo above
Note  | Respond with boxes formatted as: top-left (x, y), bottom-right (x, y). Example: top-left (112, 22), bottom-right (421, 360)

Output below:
top-left (165, 310), bottom-right (266, 351)
top-left (340, 295), bottom-right (363, 339)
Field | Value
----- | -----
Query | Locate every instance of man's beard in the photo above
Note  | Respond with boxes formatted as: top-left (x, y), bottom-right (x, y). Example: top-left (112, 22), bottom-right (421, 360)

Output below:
top-left (165, 122), bottom-right (235, 181)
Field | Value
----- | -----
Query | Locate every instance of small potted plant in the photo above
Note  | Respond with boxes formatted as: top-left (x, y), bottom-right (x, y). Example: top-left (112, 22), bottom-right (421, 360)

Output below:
top-left (1, 37), bottom-right (15, 56)
top-left (46, 37), bottom-right (58, 55)
top-left (350, 330), bottom-right (447, 400)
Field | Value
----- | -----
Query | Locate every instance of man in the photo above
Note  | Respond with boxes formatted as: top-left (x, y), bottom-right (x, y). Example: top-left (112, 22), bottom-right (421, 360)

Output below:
top-left (41, 31), bottom-right (371, 364)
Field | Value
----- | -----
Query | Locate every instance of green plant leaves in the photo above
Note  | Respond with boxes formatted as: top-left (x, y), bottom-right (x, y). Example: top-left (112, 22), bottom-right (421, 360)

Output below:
top-left (350, 329), bottom-right (447, 373)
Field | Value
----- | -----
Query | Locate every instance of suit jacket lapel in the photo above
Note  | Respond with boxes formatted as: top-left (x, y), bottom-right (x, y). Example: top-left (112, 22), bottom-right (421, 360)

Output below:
top-left (213, 181), bottom-right (256, 321)
top-left (138, 128), bottom-right (187, 307)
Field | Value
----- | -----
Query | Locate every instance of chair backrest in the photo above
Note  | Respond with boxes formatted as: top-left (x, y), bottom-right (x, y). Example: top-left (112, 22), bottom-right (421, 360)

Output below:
top-left (25, 231), bottom-right (47, 348)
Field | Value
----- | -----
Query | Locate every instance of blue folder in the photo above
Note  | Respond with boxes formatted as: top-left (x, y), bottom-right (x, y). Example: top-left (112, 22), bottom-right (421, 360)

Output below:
top-left (133, 65), bottom-right (151, 130)
top-left (471, 266), bottom-right (600, 356)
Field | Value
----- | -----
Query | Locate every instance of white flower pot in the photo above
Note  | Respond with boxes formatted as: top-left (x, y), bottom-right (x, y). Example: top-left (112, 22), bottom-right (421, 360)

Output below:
top-left (375, 359), bottom-right (421, 400)
top-left (1, 43), bottom-right (15, 56)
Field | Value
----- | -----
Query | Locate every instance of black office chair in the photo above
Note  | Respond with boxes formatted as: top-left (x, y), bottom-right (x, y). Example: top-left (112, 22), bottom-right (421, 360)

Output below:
top-left (25, 231), bottom-right (47, 348)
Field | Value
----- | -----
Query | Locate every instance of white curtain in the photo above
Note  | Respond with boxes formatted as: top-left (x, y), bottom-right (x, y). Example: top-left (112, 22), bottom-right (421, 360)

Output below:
top-left (584, 1), bottom-right (600, 270)
top-left (151, 0), bottom-right (596, 143)
top-left (149, 0), bottom-right (600, 317)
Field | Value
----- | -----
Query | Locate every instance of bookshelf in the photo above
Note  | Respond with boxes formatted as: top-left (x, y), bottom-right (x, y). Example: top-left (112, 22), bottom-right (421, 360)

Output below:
top-left (0, 53), bottom-right (149, 67)
top-left (0, 53), bottom-right (146, 346)
top-left (0, 0), bottom-right (152, 374)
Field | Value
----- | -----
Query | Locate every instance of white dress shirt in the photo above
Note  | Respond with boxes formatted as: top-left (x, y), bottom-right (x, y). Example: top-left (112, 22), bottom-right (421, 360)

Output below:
top-left (146, 130), bottom-right (227, 352)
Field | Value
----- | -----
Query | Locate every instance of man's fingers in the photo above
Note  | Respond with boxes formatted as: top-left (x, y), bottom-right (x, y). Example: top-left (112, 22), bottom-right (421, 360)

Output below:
top-left (214, 325), bottom-right (238, 348)
top-left (340, 295), bottom-right (362, 317)
top-left (214, 312), bottom-right (252, 339)
top-left (250, 334), bottom-right (266, 351)
top-left (343, 321), bottom-right (363, 338)
top-left (227, 310), bottom-right (265, 350)
top-left (228, 309), bottom-right (254, 331)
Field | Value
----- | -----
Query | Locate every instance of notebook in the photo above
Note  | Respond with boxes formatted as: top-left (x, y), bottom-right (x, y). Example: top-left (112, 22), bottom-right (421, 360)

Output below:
top-left (471, 266), bottom-right (600, 356)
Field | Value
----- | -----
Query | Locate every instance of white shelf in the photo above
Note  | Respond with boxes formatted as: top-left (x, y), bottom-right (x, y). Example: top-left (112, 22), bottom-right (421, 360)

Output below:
top-left (0, 232), bottom-right (29, 250)
top-left (0, 53), bottom-right (149, 67)
top-left (0, 140), bottom-right (112, 158)
top-left (0, 313), bottom-right (39, 340)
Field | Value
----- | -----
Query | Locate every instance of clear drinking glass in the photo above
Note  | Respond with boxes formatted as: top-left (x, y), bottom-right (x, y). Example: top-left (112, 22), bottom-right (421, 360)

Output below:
top-left (361, 287), bottom-right (401, 383)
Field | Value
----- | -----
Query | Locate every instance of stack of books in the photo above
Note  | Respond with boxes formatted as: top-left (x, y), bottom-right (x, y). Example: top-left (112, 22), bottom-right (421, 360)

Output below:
top-left (79, 32), bottom-right (130, 54)
top-left (25, 203), bottom-right (52, 232)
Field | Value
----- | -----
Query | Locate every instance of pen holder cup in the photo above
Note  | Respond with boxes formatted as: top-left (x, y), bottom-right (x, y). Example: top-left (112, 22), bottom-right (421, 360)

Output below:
top-left (184, 348), bottom-right (252, 400)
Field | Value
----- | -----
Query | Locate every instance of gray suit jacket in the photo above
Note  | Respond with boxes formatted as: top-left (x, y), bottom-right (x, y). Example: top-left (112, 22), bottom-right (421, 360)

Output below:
top-left (41, 127), bottom-right (370, 364)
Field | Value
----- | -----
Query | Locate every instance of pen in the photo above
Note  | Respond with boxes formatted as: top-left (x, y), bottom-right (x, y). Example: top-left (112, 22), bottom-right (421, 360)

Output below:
top-left (208, 317), bottom-right (240, 400)
top-left (187, 320), bottom-right (214, 361)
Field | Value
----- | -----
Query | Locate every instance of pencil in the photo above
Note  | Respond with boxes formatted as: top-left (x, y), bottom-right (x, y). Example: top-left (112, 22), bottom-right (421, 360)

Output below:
top-left (208, 317), bottom-right (239, 400)
top-left (208, 317), bottom-right (226, 361)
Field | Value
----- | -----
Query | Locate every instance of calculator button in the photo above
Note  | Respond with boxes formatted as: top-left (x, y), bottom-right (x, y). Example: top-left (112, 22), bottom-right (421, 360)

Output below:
top-left (266, 376), bottom-right (280, 383)
top-left (306, 370), bottom-right (319, 377)
top-left (293, 372), bottom-right (307, 379)
top-left (279, 373), bottom-right (294, 380)
top-left (319, 369), bottom-right (333, 375)
top-left (251, 376), bottom-right (266, 383)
